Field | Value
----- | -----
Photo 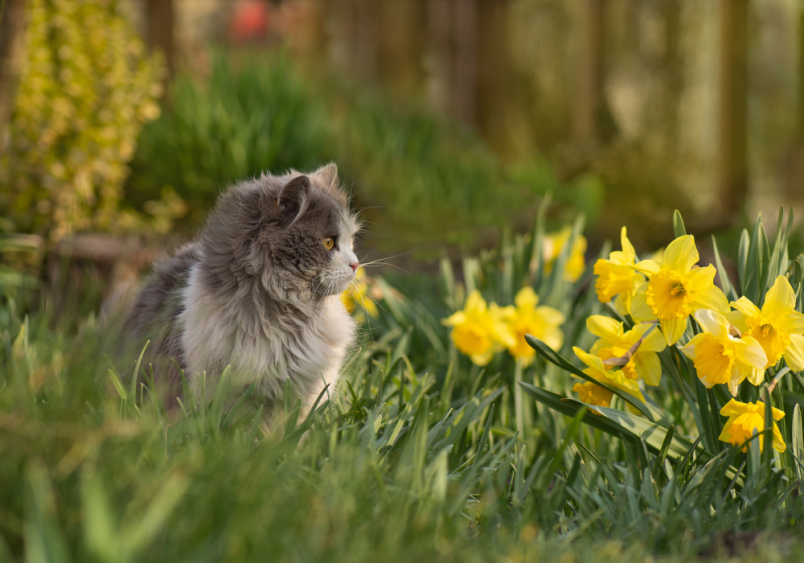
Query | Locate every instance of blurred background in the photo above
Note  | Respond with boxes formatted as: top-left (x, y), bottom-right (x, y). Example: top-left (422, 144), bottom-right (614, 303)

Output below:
top-left (2, 0), bottom-right (804, 298)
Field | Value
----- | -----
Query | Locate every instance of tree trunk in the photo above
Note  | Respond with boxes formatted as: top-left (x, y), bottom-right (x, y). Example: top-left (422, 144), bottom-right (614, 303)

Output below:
top-left (378, 0), bottom-right (425, 100)
top-left (426, 0), bottom-right (452, 116)
top-left (476, 0), bottom-right (510, 154)
top-left (573, 0), bottom-right (607, 149)
top-left (0, 0), bottom-right (27, 152)
top-left (716, 0), bottom-right (749, 217)
top-left (146, 0), bottom-right (175, 81)
top-left (451, 0), bottom-right (478, 126)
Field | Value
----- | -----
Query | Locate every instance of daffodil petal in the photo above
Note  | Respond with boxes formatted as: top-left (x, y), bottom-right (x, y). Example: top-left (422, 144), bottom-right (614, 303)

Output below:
top-left (730, 296), bottom-right (761, 319)
top-left (664, 235), bottom-right (699, 273)
top-left (773, 423), bottom-right (786, 453)
top-left (726, 310), bottom-right (750, 333)
top-left (470, 350), bottom-right (494, 366)
top-left (620, 227), bottom-right (636, 259)
top-left (777, 309), bottom-right (804, 335)
top-left (728, 364), bottom-right (749, 396)
top-left (634, 351), bottom-right (661, 386)
top-left (735, 335), bottom-right (768, 371)
top-left (720, 398), bottom-right (749, 417)
top-left (442, 311), bottom-right (467, 326)
top-left (586, 315), bottom-right (623, 340)
top-left (719, 416), bottom-right (736, 443)
top-left (639, 324), bottom-right (667, 352)
top-left (679, 333), bottom-right (707, 360)
top-left (693, 309), bottom-right (729, 338)
top-left (465, 290), bottom-right (488, 314)
top-left (784, 333), bottom-right (804, 372)
top-left (762, 276), bottom-right (796, 316)
top-left (574, 346), bottom-right (608, 373)
top-left (691, 285), bottom-right (730, 315)
top-left (630, 284), bottom-right (656, 322)
top-left (661, 317), bottom-right (688, 345)
top-left (614, 292), bottom-right (633, 316)
top-left (633, 260), bottom-right (660, 277)
top-left (515, 286), bottom-right (539, 309)
top-left (535, 306), bottom-right (566, 326)
top-left (541, 327), bottom-right (565, 352)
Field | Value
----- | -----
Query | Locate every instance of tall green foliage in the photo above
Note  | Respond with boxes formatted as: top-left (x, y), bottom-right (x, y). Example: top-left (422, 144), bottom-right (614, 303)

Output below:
top-left (0, 0), bottom-right (164, 240)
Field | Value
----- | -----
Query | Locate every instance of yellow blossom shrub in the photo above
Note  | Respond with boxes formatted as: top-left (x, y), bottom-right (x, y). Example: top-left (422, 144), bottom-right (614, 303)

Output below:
top-left (1, 0), bottom-right (164, 240)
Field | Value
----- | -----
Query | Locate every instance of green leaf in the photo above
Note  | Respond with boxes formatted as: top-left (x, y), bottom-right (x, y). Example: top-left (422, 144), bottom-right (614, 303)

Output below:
top-left (711, 235), bottom-right (736, 301)
top-left (738, 228), bottom-right (750, 297)
top-left (792, 404), bottom-right (803, 484)
top-left (518, 383), bottom-right (638, 442)
top-left (757, 221), bottom-right (771, 305)
top-left (672, 210), bottom-right (686, 238)
top-left (525, 335), bottom-right (655, 420)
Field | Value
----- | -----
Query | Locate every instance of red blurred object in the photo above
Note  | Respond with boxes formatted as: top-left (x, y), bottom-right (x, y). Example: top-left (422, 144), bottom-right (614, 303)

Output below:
top-left (229, 0), bottom-right (271, 42)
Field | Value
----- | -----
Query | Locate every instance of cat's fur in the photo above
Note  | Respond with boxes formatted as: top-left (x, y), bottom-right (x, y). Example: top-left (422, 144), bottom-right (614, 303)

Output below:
top-left (122, 164), bottom-right (359, 419)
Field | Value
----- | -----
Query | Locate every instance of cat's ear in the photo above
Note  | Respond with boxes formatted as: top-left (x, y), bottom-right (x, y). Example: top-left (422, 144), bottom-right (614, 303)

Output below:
top-left (277, 175), bottom-right (310, 226)
top-left (315, 163), bottom-right (338, 191)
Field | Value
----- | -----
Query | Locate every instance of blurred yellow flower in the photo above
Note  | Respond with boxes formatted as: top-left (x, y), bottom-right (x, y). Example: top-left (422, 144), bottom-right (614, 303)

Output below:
top-left (543, 227), bottom-right (587, 282)
top-left (505, 287), bottom-right (565, 366)
top-left (341, 267), bottom-right (378, 320)
top-left (572, 346), bottom-right (645, 413)
top-left (593, 227), bottom-right (646, 316)
top-left (442, 291), bottom-right (515, 366)
top-left (727, 276), bottom-right (804, 371)
top-left (572, 381), bottom-right (613, 410)
top-left (630, 235), bottom-right (730, 345)
top-left (586, 315), bottom-right (666, 386)
top-left (679, 309), bottom-right (767, 396)
top-left (719, 399), bottom-right (785, 453)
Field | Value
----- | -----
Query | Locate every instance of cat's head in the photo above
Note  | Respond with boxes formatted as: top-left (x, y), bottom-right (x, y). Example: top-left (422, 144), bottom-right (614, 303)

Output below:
top-left (200, 164), bottom-right (361, 303)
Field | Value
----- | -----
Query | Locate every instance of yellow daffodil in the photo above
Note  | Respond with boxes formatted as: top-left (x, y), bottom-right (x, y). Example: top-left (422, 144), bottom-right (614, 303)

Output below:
top-left (719, 399), bottom-right (785, 453)
top-left (630, 235), bottom-right (730, 345)
top-left (572, 381), bottom-right (613, 410)
top-left (442, 291), bottom-right (515, 366)
top-left (593, 227), bottom-right (646, 315)
top-left (679, 309), bottom-right (767, 396)
top-left (572, 346), bottom-right (646, 413)
top-left (727, 276), bottom-right (804, 371)
top-left (543, 226), bottom-right (587, 282)
top-left (505, 287), bottom-right (565, 366)
top-left (341, 267), bottom-right (378, 320)
top-left (586, 316), bottom-right (666, 385)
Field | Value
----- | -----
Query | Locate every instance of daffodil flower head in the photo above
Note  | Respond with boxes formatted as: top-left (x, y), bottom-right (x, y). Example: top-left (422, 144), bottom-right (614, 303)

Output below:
top-left (341, 267), bottom-right (379, 321)
top-left (572, 381), bottom-right (613, 410)
top-left (630, 235), bottom-right (730, 345)
top-left (719, 399), bottom-right (785, 453)
top-left (442, 290), bottom-right (515, 366)
top-left (679, 309), bottom-right (767, 396)
top-left (572, 346), bottom-right (646, 413)
top-left (727, 276), bottom-right (804, 370)
top-left (593, 227), bottom-right (645, 315)
top-left (543, 226), bottom-right (587, 282)
top-left (506, 287), bottom-right (565, 366)
top-left (586, 315), bottom-right (666, 386)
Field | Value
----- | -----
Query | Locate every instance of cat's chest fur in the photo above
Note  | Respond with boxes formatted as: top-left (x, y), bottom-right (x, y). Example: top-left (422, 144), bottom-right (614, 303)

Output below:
top-left (179, 261), bottom-right (356, 405)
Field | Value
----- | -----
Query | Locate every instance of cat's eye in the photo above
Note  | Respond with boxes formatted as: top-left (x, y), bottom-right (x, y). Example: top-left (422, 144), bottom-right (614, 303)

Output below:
top-left (323, 237), bottom-right (335, 251)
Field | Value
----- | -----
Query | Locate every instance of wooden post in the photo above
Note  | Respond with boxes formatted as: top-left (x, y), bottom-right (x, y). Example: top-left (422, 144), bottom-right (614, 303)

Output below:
top-left (451, 0), bottom-right (478, 126)
top-left (0, 0), bottom-right (27, 152)
top-left (477, 0), bottom-right (510, 154)
top-left (573, 0), bottom-right (607, 149)
top-left (716, 0), bottom-right (749, 217)
top-left (146, 0), bottom-right (175, 81)
top-left (378, 0), bottom-right (426, 100)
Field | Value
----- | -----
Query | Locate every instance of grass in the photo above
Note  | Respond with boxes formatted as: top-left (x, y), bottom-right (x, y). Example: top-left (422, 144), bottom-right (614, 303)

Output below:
top-left (3, 206), bottom-right (804, 562)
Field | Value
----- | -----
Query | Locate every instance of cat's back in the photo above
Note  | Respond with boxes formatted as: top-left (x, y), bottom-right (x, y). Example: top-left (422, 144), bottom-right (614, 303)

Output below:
top-left (123, 243), bottom-right (200, 342)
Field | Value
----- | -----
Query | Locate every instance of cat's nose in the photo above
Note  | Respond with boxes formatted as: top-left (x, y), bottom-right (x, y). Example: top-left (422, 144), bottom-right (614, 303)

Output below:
top-left (350, 262), bottom-right (359, 273)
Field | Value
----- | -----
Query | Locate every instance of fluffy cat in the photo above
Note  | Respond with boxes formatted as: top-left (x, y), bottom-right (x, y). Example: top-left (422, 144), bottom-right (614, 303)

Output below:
top-left (122, 163), bottom-right (359, 420)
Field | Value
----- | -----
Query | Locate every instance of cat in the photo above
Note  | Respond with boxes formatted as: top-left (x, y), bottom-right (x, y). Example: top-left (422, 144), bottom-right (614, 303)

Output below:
top-left (121, 163), bottom-right (359, 421)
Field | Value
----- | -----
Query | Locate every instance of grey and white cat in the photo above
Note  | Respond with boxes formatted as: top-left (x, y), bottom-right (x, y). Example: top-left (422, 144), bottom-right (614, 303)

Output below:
top-left (122, 164), bottom-right (359, 420)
